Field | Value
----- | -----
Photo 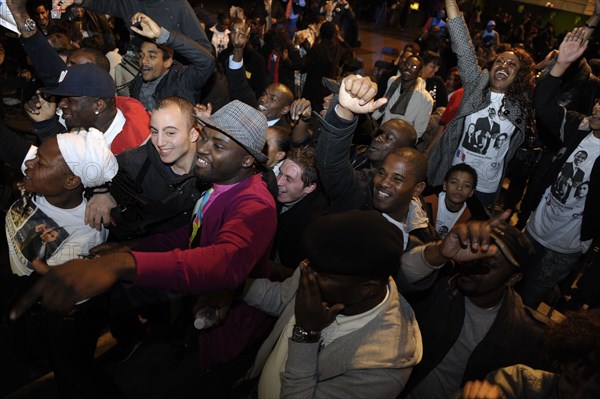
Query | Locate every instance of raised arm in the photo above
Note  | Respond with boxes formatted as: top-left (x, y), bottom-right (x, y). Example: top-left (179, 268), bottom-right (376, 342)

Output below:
top-left (315, 75), bottom-right (387, 212)
top-left (131, 13), bottom-right (215, 93)
top-left (6, 0), bottom-right (69, 86)
top-left (443, 0), bottom-right (481, 86)
top-left (550, 27), bottom-right (591, 77)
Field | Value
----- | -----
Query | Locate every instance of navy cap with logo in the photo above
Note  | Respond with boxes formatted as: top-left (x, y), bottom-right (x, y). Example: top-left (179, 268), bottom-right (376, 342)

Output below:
top-left (41, 63), bottom-right (116, 98)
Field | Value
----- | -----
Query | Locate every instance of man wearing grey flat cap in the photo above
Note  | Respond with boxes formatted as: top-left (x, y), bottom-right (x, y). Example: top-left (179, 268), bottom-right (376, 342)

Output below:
top-left (11, 100), bottom-right (278, 371)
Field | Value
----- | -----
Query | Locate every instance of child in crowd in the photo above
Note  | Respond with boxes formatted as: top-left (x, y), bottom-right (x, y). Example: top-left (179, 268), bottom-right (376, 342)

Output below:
top-left (424, 163), bottom-right (488, 238)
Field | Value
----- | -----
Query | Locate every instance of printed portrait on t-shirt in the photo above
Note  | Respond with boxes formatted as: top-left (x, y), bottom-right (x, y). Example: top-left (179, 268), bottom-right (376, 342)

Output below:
top-left (454, 95), bottom-right (516, 193)
top-left (13, 208), bottom-right (69, 264)
top-left (551, 150), bottom-right (588, 204)
top-left (472, 107), bottom-right (501, 155)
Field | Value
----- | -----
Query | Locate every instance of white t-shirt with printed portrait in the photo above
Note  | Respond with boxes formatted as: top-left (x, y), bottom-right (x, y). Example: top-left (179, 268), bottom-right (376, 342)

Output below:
top-left (453, 92), bottom-right (516, 193)
top-left (528, 133), bottom-right (600, 254)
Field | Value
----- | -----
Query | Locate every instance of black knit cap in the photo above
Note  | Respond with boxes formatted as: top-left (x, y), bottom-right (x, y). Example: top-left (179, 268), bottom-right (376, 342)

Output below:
top-left (302, 210), bottom-right (404, 279)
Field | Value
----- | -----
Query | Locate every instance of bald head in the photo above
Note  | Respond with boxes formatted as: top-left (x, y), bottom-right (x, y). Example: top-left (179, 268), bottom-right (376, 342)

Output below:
top-left (258, 83), bottom-right (294, 120)
top-left (367, 119), bottom-right (418, 166)
top-left (381, 119), bottom-right (417, 148)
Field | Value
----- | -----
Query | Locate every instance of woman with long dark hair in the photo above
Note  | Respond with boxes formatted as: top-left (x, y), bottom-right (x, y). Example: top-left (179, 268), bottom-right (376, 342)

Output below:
top-left (427, 0), bottom-right (535, 208)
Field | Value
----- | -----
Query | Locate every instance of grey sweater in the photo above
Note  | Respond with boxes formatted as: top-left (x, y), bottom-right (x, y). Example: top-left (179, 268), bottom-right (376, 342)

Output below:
top-left (241, 271), bottom-right (423, 398)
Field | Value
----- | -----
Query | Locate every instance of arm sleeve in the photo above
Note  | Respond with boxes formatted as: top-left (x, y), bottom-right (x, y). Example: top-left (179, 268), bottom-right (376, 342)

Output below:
top-left (413, 94), bottom-right (434, 139)
top-left (163, 28), bottom-right (215, 92)
top-left (281, 350), bottom-right (410, 399)
top-left (132, 196), bottom-right (276, 294)
top-left (20, 30), bottom-right (67, 86)
top-left (534, 73), bottom-right (585, 145)
top-left (446, 14), bottom-right (483, 88)
top-left (395, 243), bottom-right (444, 292)
top-left (82, 0), bottom-right (212, 51)
top-left (225, 59), bottom-right (259, 108)
top-left (315, 105), bottom-right (366, 213)
top-left (240, 271), bottom-right (299, 317)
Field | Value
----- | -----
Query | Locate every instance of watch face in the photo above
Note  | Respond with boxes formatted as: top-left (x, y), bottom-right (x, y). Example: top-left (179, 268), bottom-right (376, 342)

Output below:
top-left (292, 325), bottom-right (308, 342)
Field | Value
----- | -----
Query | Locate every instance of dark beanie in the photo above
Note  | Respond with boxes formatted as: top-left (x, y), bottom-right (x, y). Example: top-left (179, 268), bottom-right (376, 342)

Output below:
top-left (302, 210), bottom-right (404, 279)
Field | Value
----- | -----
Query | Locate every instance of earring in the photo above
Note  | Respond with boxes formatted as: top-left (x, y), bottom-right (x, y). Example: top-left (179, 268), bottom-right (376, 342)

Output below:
top-left (95, 111), bottom-right (99, 115)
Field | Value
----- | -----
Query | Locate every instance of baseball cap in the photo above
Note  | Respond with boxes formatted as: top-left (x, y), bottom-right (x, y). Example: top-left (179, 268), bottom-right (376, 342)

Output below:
top-left (487, 20), bottom-right (496, 27)
top-left (196, 100), bottom-right (268, 163)
top-left (41, 63), bottom-right (116, 98)
top-left (489, 223), bottom-right (534, 268)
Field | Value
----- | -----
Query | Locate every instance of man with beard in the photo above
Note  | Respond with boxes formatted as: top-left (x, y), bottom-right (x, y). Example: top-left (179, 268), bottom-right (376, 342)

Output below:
top-left (11, 100), bottom-right (278, 372)
top-left (396, 212), bottom-right (550, 398)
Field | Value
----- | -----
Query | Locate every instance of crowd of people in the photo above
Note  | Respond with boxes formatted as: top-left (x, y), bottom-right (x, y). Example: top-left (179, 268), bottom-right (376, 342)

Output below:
top-left (0, 0), bottom-right (599, 398)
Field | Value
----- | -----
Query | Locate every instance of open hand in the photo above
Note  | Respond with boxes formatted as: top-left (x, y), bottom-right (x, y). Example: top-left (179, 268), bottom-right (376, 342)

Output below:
top-left (556, 27), bottom-right (588, 65)
top-left (294, 260), bottom-right (344, 332)
top-left (24, 91), bottom-right (57, 123)
top-left (439, 210), bottom-right (511, 262)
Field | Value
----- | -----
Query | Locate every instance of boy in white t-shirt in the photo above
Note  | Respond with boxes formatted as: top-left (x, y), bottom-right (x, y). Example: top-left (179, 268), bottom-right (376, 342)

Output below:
top-left (424, 164), bottom-right (488, 238)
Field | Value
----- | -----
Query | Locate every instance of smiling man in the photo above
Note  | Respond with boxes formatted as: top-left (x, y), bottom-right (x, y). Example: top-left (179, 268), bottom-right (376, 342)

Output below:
top-left (128, 12), bottom-right (214, 111)
top-left (316, 74), bottom-right (437, 249)
top-left (257, 83), bottom-right (295, 129)
top-left (11, 100), bottom-right (278, 372)
top-left (269, 146), bottom-right (328, 279)
top-left (84, 96), bottom-right (202, 239)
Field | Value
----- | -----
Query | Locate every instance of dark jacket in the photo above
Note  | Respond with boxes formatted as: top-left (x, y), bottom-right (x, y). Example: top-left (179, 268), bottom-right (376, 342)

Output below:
top-left (129, 29), bottom-right (215, 107)
top-left (398, 271), bottom-right (550, 396)
top-left (109, 141), bottom-right (203, 240)
top-left (217, 44), bottom-right (267, 100)
top-left (524, 73), bottom-right (600, 241)
top-left (300, 38), bottom-right (352, 112)
top-left (275, 190), bottom-right (328, 269)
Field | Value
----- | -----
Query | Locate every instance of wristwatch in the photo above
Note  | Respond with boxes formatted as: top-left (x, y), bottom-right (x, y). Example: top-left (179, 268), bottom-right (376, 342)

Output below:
top-left (22, 18), bottom-right (37, 32)
top-left (291, 324), bottom-right (321, 343)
